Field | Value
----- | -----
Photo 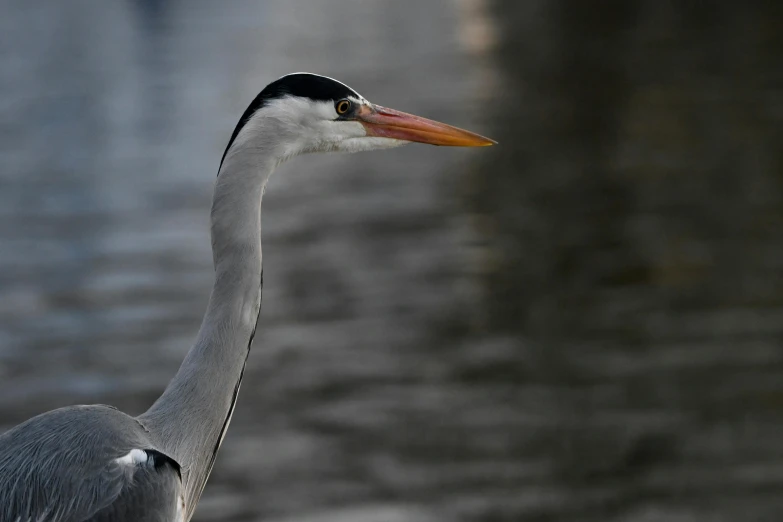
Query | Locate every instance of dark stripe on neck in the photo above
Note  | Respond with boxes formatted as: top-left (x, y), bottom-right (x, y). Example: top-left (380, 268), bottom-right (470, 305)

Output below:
top-left (194, 270), bottom-right (262, 508)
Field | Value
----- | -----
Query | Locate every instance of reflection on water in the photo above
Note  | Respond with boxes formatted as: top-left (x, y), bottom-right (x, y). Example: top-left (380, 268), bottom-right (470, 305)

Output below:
top-left (1, 0), bottom-right (782, 521)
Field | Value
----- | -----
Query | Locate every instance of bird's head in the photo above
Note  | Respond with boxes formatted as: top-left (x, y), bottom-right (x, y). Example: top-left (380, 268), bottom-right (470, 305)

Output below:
top-left (220, 72), bottom-right (495, 168)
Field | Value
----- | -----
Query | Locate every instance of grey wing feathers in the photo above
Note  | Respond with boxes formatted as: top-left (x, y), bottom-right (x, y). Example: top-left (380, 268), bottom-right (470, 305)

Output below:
top-left (0, 405), bottom-right (183, 522)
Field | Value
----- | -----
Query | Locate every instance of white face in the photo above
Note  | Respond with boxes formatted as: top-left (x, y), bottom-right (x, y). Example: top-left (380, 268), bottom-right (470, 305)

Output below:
top-left (252, 95), bottom-right (408, 159)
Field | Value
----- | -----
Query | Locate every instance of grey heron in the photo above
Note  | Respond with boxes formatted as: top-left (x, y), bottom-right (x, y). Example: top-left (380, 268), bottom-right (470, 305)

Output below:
top-left (0, 72), bottom-right (494, 522)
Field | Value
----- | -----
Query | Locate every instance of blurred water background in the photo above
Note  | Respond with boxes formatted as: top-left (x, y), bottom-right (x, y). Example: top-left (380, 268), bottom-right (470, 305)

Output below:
top-left (1, 1), bottom-right (782, 521)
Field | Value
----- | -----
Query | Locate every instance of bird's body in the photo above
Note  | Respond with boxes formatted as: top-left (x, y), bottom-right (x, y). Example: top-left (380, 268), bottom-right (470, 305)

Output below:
top-left (0, 73), bottom-right (493, 522)
top-left (1, 406), bottom-right (183, 521)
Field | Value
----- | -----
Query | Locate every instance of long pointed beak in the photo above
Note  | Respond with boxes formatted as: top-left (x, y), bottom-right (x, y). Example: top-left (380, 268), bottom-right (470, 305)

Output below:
top-left (357, 104), bottom-right (496, 147)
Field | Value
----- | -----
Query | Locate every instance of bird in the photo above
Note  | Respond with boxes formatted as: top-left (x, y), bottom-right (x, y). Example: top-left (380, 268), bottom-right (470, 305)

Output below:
top-left (0, 72), bottom-right (494, 522)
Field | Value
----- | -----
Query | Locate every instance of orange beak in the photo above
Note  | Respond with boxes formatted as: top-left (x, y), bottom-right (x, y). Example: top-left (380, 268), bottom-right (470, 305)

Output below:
top-left (356, 104), bottom-right (496, 147)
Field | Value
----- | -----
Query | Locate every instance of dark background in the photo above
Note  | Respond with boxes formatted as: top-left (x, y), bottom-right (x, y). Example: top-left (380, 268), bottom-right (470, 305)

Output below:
top-left (1, 1), bottom-right (782, 521)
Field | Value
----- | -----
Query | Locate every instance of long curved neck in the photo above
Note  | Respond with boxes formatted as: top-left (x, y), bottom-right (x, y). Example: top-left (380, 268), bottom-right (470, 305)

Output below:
top-left (139, 124), bottom-right (280, 518)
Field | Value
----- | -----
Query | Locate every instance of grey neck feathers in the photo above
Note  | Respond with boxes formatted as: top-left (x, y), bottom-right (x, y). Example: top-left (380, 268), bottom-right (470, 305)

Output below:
top-left (138, 114), bottom-right (282, 518)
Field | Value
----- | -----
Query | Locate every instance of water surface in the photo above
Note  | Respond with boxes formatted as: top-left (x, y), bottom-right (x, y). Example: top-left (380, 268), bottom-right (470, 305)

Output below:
top-left (1, 1), bottom-right (782, 521)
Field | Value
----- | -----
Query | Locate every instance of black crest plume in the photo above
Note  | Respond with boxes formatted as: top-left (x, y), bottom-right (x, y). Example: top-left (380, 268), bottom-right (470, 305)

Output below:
top-left (219, 73), bottom-right (360, 168)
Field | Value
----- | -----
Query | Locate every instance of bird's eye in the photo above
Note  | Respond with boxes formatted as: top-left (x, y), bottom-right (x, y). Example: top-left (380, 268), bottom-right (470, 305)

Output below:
top-left (335, 99), bottom-right (352, 115)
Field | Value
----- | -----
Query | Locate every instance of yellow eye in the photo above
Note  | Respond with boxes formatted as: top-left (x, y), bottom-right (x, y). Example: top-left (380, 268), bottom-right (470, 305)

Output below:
top-left (335, 99), bottom-right (351, 115)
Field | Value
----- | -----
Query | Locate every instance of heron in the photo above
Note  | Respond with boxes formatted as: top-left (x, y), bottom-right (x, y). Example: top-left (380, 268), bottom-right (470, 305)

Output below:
top-left (0, 72), bottom-right (494, 522)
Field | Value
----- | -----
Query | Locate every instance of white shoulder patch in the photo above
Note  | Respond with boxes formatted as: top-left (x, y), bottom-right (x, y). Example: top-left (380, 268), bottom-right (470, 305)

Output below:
top-left (176, 493), bottom-right (186, 522)
top-left (114, 449), bottom-right (149, 466)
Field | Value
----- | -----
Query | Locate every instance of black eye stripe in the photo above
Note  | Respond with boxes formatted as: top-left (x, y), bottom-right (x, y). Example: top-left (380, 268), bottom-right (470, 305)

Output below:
top-left (220, 73), bottom-right (362, 169)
